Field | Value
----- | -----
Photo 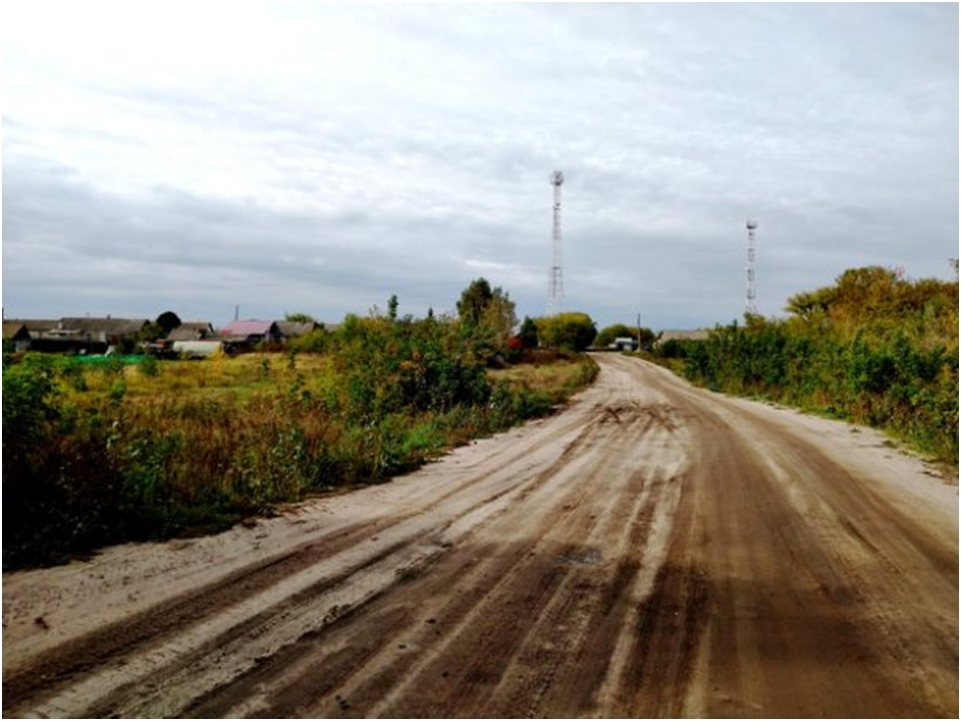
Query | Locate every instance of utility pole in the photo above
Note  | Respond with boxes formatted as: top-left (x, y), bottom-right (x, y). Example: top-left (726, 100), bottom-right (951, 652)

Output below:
top-left (637, 313), bottom-right (642, 352)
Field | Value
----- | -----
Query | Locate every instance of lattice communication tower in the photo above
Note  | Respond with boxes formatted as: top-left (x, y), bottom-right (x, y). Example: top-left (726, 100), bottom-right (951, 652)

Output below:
top-left (548, 170), bottom-right (564, 316)
top-left (745, 219), bottom-right (759, 315)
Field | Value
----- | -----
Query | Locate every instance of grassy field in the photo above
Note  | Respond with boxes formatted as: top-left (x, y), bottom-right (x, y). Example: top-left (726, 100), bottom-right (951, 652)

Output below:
top-left (86, 352), bottom-right (335, 403)
top-left (489, 351), bottom-right (598, 404)
top-left (78, 351), bottom-right (596, 414)
top-left (3, 349), bottom-right (597, 569)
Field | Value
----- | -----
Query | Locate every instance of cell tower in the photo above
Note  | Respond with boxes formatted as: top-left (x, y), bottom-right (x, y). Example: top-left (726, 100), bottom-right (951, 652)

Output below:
top-left (745, 219), bottom-right (758, 315)
top-left (548, 170), bottom-right (564, 316)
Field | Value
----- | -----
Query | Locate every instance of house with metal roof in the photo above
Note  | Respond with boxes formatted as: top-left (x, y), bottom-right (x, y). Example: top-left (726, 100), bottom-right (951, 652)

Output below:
top-left (58, 317), bottom-right (151, 344)
top-left (2, 322), bottom-right (32, 352)
top-left (167, 322), bottom-right (215, 342)
top-left (220, 320), bottom-right (281, 347)
top-left (276, 321), bottom-right (321, 341)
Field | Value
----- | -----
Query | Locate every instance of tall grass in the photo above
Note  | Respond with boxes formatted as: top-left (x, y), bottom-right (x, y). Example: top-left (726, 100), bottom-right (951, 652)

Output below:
top-left (3, 331), bottom-right (598, 569)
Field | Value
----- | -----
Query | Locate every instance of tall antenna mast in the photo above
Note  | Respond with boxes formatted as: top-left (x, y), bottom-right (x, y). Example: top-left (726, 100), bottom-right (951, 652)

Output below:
top-left (745, 219), bottom-right (758, 315)
top-left (548, 170), bottom-right (564, 316)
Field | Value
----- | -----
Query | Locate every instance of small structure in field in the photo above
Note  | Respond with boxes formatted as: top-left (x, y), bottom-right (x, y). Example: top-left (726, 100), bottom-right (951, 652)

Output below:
top-left (610, 337), bottom-right (639, 352)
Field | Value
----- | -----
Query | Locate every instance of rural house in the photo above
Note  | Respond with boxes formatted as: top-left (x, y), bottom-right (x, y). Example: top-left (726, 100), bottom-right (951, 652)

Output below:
top-left (276, 320), bottom-right (321, 341)
top-left (6, 317), bottom-right (149, 353)
top-left (220, 320), bottom-right (281, 348)
top-left (59, 317), bottom-right (151, 344)
top-left (167, 322), bottom-right (216, 342)
top-left (2, 322), bottom-right (33, 352)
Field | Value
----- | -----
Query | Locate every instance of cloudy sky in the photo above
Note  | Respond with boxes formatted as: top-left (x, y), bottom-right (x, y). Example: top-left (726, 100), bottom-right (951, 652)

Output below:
top-left (3, 3), bottom-right (958, 330)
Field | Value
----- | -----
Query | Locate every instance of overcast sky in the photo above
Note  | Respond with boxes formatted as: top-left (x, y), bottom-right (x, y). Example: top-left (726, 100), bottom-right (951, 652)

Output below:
top-left (3, 3), bottom-right (958, 330)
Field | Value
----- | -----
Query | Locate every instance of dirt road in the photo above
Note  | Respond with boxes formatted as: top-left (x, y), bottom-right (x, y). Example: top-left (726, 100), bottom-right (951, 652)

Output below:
top-left (3, 354), bottom-right (957, 717)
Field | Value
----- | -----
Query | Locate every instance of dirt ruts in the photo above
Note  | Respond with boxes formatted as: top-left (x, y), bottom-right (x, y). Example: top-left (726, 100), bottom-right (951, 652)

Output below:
top-left (3, 354), bottom-right (957, 717)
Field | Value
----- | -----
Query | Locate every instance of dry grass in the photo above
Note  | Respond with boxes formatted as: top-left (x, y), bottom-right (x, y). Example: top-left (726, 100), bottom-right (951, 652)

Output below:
top-left (5, 349), bottom-right (599, 569)
top-left (79, 352), bottom-right (336, 405)
top-left (489, 357), bottom-right (585, 393)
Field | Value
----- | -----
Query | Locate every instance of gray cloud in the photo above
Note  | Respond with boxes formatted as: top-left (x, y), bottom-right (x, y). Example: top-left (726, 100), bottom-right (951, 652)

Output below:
top-left (3, 4), bottom-right (957, 330)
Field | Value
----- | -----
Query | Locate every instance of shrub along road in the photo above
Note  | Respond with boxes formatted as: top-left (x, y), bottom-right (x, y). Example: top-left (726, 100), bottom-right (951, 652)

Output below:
top-left (3, 354), bottom-right (957, 717)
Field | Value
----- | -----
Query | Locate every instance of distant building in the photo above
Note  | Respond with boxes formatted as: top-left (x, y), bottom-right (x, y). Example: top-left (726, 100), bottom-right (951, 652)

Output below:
top-left (167, 322), bottom-right (215, 342)
top-left (58, 317), bottom-right (150, 345)
top-left (656, 329), bottom-right (710, 344)
top-left (655, 330), bottom-right (711, 348)
top-left (2, 322), bottom-right (32, 352)
top-left (276, 320), bottom-right (321, 341)
top-left (19, 319), bottom-right (61, 335)
top-left (219, 320), bottom-right (281, 347)
top-left (610, 337), bottom-right (639, 351)
top-left (5, 317), bottom-right (149, 353)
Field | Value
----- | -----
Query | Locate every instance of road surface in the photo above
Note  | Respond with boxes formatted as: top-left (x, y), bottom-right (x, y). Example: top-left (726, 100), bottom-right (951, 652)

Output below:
top-left (3, 354), bottom-right (958, 717)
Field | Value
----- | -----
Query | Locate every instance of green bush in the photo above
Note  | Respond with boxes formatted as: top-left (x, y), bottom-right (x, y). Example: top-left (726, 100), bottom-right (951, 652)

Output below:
top-left (3, 295), bottom-right (601, 569)
top-left (139, 354), bottom-right (160, 377)
top-left (537, 312), bottom-right (598, 351)
top-left (288, 328), bottom-right (331, 354)
top-left (680, 269), bottom-right (958, 466)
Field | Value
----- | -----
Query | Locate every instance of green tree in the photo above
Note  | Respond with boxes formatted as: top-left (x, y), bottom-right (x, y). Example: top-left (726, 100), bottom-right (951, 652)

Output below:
top-left (285, 312), bottom-right (316, 324)
top-left (456, 278), bottom-right (517, 354)
top-left (457, 278), bottom-right (494, 328)
top-left (136, 322), bottom-right (163, 344)
top-left (155, 311), bottom-right (182, 336)
top-left (538, 312), bottom-right (598, 351)
top-left (517, 316), bottom-right (539, 349)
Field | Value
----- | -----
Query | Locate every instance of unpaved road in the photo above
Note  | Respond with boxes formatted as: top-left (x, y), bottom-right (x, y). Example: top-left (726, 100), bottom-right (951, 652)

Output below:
top-left (3, 354), bottom-right (957, 718)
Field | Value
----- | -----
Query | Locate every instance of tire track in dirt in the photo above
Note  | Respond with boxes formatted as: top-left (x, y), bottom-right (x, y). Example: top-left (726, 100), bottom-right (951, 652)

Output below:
top-left (183, 405), bottom-right (683, 718)
top-left (6, 409), bottom-right (610, 718)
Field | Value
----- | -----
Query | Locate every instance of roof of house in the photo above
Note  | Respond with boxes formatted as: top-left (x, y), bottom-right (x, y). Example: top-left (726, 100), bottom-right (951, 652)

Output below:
top-left (657, 329), bottom-right (711, 343)
top-left (178, 321), bottom-right (214, 331)
top-left (2, 322), bottom-right (30, 340)
top-left (60, 317), bottom-right (150, 336)
top-left (5, 319), bottom-right (61, 334)
top-left (167, 322), bottom-right (214, 342)
top-left (276, 321), bottom-right (320, 338)
top-left (168, 327), bottom-right (205, 342)
top-left (220, 320), bottom-right (279, 337)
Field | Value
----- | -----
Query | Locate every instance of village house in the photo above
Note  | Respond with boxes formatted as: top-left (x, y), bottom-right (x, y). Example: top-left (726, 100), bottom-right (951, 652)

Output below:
top-left (219, 320), bottom-right (282, 349)
top-left (167, 322), bottom-right (216, 342)
top-left (2, 322), bottom-right (33, 352)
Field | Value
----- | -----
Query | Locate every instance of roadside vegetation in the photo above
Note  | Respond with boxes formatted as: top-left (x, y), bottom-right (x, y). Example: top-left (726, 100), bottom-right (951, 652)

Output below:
top-left (3, 281), bottom-right (600, 570)
top-left (595, 323), bottom-right (657, 350)
top-left (667, 267), bottom-right (958, 467)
